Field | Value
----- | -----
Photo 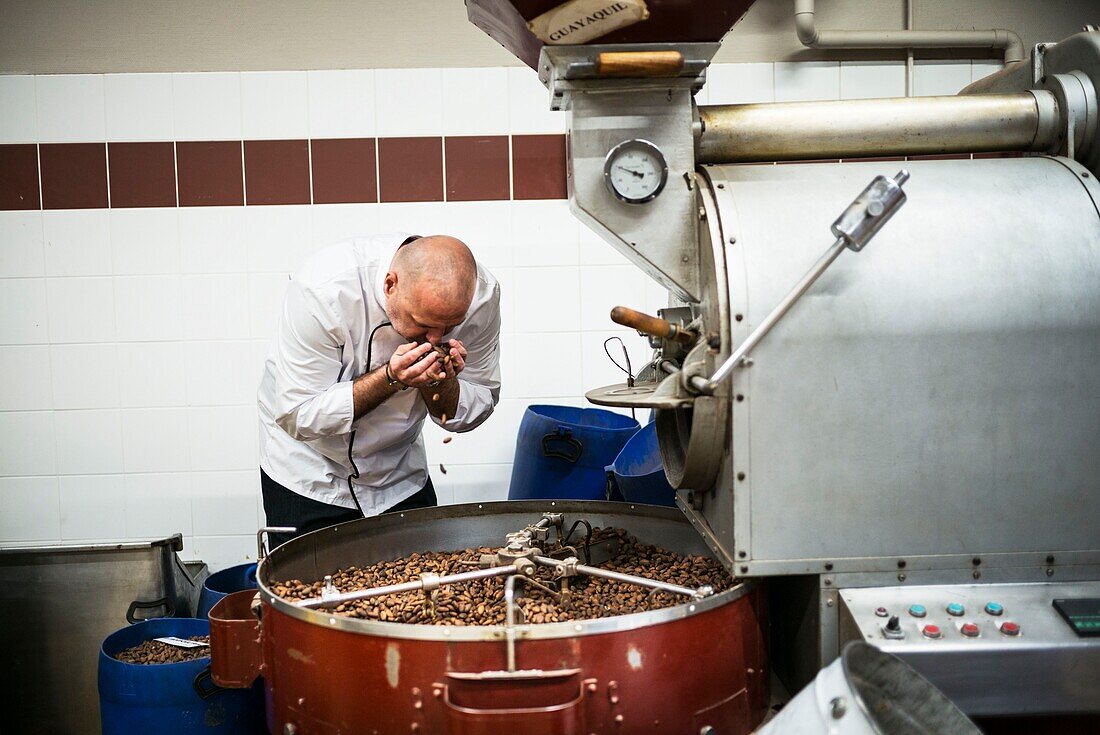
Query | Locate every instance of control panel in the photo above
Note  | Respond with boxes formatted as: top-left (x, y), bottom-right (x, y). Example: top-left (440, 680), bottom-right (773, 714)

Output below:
top-left (838, 582), bottom-right (1100, 716)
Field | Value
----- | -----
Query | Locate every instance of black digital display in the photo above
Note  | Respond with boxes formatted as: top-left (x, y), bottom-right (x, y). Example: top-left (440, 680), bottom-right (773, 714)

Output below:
top-left (1053, 598), bottom-right (1100, 637)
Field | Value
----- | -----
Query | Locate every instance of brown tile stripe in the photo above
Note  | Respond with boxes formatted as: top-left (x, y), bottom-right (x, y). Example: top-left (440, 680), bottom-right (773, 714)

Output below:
top-left (177, 141), bottom-right (243, 206)
top-left (245, 139), bottom-right (311, 206)
top-left (39, 143), bottom-right (108, 209)
top-left (378, 136), bottom-right (444, 203)
top-left (311, 138), bottom-right (377, 204)
top-left (445, 136), bottom-right (510, 202)
top-left (0, 136), bottom-right (1030, 211)
top-left (108, 142), bottom-right (177, 208)
top-left (0, 144), bottom-right (40, 210)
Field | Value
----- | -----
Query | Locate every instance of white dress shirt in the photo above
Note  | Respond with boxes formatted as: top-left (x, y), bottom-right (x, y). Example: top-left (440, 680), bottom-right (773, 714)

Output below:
top-left (257, 233), bottom-right (501, 514)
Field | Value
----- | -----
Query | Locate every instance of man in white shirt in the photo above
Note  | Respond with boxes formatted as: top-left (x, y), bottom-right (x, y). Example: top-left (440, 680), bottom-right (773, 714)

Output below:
top-left (257, 234), bottom-right (501, 546)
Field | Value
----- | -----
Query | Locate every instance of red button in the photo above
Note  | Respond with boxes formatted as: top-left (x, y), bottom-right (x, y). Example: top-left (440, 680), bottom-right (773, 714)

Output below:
top-left (922, 624), bottom-right (942, 639)
top-left (961, 622), bottom-right (980, 637)
top-left (1001, 621), bottom-right (1021, 636)
top-left (874, 606), bottom-right (888, 618)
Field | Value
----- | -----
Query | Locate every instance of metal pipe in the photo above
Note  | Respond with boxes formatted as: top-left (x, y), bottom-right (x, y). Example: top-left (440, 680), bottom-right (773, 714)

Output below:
top-left (534, 556), bottom-right (702, 598)
top-left (794, 0), bottom-right (1024, 64)
top-left (295, 565), bottom-right (517, 609)
top-left (697, 92), bottom-right (1057, 164)
top-left (504, 575), bottom-right (519, 671)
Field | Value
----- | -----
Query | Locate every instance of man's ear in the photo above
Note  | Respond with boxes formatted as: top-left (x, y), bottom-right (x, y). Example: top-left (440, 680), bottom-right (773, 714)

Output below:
top-left (384, 271), bottom-right (398, 295)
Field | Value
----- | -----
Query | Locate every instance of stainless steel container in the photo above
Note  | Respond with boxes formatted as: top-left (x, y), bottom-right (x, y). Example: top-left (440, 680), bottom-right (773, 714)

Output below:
top-left (0, 535), bottom-right (206, 735)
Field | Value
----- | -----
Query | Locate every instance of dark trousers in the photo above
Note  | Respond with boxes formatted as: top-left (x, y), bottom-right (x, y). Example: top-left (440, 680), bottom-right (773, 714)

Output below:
top-left (260, 469), bottom-right (437, 548)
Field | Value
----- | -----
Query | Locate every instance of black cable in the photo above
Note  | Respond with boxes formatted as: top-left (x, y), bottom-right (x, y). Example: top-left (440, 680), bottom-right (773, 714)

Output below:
top-left (346, 320), bottom-right (392, 517)
top-left (603, 336), bottom-right (636, 422)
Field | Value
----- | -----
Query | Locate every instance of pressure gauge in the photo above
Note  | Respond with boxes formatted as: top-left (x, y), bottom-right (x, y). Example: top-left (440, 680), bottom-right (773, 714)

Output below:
top-left (603, 139), bottom-right (668, 204)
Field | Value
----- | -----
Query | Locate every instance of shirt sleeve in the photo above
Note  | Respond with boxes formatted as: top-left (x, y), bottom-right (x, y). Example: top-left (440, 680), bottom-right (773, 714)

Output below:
top-left (270, 280), bottom-right (355, 441)
top-left (437, 281), bottom-right (502, 433)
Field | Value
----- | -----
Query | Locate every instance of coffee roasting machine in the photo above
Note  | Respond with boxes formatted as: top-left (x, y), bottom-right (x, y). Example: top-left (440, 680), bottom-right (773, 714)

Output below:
top-left (206, 3), bottom-right (1100, 733)
top-left (469, 0), bottom-right (1100, 723)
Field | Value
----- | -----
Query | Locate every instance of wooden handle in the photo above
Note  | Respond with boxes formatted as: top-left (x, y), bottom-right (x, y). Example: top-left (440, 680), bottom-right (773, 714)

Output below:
top-left (596, 51), bottom-right (685, 78)
top-left (610, 306), bottom-right (697, 345)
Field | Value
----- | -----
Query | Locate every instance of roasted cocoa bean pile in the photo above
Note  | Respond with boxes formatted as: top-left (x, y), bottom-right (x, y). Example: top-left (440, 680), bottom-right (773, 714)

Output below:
top-left (114, 636), bottom-right (210, 665)
top-left (273, 529), bottom-right (733, 626)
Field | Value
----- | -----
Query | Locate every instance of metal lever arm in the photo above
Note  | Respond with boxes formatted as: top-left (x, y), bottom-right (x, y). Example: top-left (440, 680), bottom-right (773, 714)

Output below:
top-left (690, 170), bottom-right (910, 395)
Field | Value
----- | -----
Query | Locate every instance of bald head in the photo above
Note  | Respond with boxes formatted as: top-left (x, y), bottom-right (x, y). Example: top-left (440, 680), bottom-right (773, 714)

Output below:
top-left (383, 235), bottom-right (478, 344)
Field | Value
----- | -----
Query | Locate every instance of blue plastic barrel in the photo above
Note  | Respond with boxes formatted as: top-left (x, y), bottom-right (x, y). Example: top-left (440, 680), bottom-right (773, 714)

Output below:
top-left (508, 405), bottom-right (640, 500)
top-left (99, 617), bottom-right (265, 734)
top-left (196, 563), bottom-right (257, 619)
top-left (606, 422), bottom-right (677, 506)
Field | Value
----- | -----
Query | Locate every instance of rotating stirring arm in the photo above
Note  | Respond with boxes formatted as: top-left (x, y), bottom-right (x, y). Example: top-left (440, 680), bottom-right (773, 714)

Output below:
top-left (689, 170), bottom-right (910, 395)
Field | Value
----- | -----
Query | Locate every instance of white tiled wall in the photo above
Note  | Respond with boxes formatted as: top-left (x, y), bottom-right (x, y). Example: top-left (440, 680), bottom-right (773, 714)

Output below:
top-left (0, 59), bottom-right (1000, 572)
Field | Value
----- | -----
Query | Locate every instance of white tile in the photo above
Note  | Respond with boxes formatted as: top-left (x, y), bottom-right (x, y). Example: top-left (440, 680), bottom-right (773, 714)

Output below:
top-left (577, 221), bottom-right (634, 267)
top-left (0, 346), bottom-right (51, 410)
top-left (644, 277), bottom-right (671, 316)
top-left (104, 73), bottom-right (174, 141)
top-left (179, 207), bottom-right (246, 274)
top-left (50, 343), bottom-right (120, 409)
top-left (580, 329), bottom-right (653, 390)
top-left (248, 273), bottom-right (290, 339)
top-left (510, 332), bottom-right (583, 398)
top-left (184, 340), bottom-right (257, 406)
top-left (116, 342), bottom-right (187, 408)
top-left (442, 68), bottom-right (509, 136)
top-left (2, 278), bottom-right (49, 344)
top-left (35, 74), bottom-right (105, 142)
top-left (513, 266), bottom-right (580, 332)
top-left (507, 67), bottom-right (565, 134)
top-left (181, 274), bottom-right (250, 340)
top-left (496, 332), bottom-right (518, 398)
top-left (492, 267), bottom-right (516, 334)
top-left (0, 412), bottom-right (56, 475)
top-left (441, 201), bottom-right (513, 268)
top-left (121, 408), bottom-right (190, 472)
top-left (913, 61), bottom-right (973, 97)
top-left (188, 405), bottom-right (257, 471)
top-left (241, 71), bottom-right (309, 140)
top-left (449, 463), bottom-right (512, 504)
top-left (972, 61), bottom-right (1004, 84)
top-left (706, 63), bottom-right (774, 105)
top-left (43, 209), bottom-right (111, 276)
top-left (59, 474), bottom-right (127, 540)
top-left (54, 409), bottom-right (124, 474)
top-left (110, 209), bottom-right (180, 275)
top-left (114, 276), bottom-right (183, 341)
top-left (190, 534), bottom-right (256, 572)
top-left (243, 205), bottom-right (312, 273)
top-left (510, 200), bottom-right (579, 267)
top-left (840, 61), bottom-right (906, 100)
top-left (307, 69), bottom-right (376, 138)
top-left (0, 477), bottom-right (60, 542)
top-left (579, 265), bottom-right (650, 331)
top-left (0, 75), bottom-right (38, 143)
top-left (311, 203), bottom-right (380, 249)
top-left (447, 398), bottom-right (528, 465)
top-left (114, 277), bottom-right (182, 343)
top-left (376, 201), bottom-right (452, 238)
top-left (172, 72), bottom-right (242, 141)
top-left (191, 470), bottom-right (260, 536)
top-left (375, 68), bottom-right (444, 137)
top-left (0, 211), bottom-right (45, 277)
top-left (774, 61), bottom-right (840, 102)
top-left (124, 471), bottom-right (192, 538)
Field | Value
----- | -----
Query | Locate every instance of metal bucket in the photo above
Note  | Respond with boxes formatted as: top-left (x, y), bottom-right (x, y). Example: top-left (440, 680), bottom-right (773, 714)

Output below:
top-left (757, 641), bottom-right (980, 735)
top-left (214, 501), bottom-right (769, 734)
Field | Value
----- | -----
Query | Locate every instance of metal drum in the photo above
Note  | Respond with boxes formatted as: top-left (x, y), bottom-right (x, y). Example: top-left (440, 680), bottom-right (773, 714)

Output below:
top-left (218, 501), bottom-right (768, 734)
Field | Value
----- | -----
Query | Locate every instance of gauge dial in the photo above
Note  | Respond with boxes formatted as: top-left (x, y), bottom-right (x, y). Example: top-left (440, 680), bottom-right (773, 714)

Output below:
top-left (603, 139), bottom-right (668, 204)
